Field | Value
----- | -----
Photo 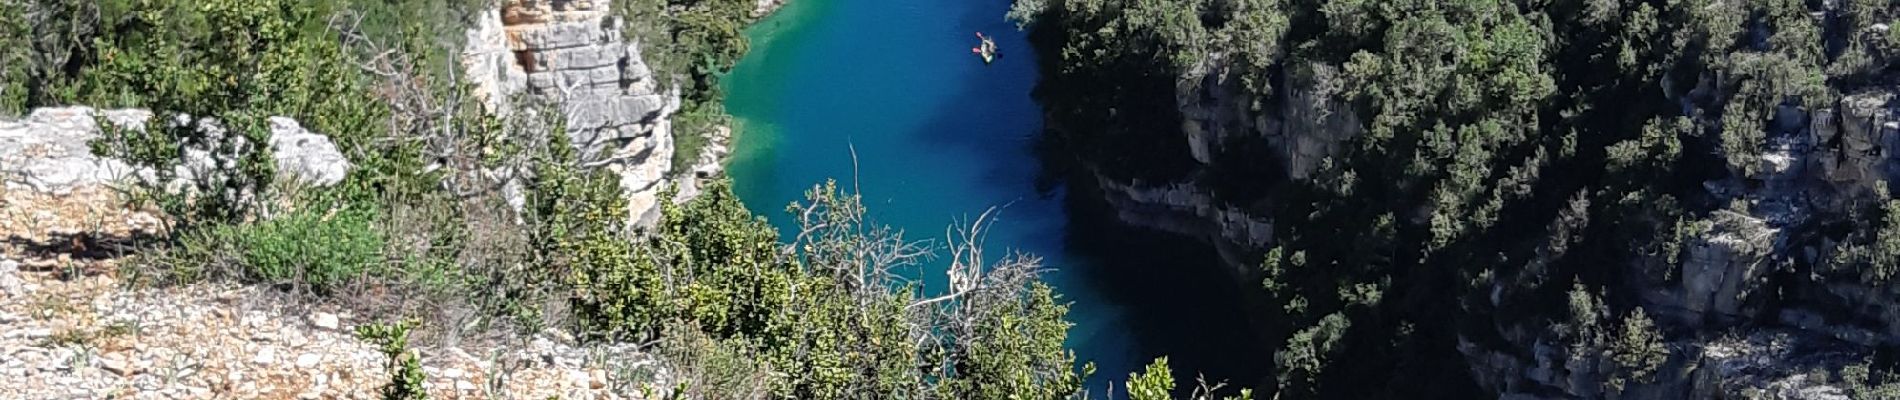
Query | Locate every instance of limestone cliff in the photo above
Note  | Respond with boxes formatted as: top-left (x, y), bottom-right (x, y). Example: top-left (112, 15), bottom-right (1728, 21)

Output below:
top-left (463, 0), bottom-right (679, 227)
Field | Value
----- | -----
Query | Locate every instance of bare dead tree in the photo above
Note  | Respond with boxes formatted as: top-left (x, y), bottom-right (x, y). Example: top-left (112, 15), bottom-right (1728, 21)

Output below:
top-left (790, 180), bottom-right (936, 295)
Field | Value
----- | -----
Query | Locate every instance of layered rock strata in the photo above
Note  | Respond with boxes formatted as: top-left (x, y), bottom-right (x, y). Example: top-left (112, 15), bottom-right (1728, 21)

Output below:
top-left (464, 0), bottom-right (679, 226)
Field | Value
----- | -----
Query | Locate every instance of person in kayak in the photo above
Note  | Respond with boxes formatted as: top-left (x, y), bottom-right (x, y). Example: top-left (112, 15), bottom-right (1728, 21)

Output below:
top-left (971, 32), bottom-right (997, 64)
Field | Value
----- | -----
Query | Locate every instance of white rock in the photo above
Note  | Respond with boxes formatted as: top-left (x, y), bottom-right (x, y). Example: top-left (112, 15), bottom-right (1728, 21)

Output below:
top-left (252, 348), bottom-right (277, 366)
top-left (100, 356), bottom-right (133, 376)
top-left (0, 260), bottom-right (19, 297)
top-left (295, 353), bottom-right (321, 369)
top-left (0, 107), bottom-right (352, 195)
top-left (309, 312), bottom-right (339, 331)
top-left (567, 369), bottom-right (591, 387)
top-left (463, 1), bottom-right (679, 229)
top-left (267, 117), bottom-right (352, 187)
top-left (8, 327), bottom-right (50, 340)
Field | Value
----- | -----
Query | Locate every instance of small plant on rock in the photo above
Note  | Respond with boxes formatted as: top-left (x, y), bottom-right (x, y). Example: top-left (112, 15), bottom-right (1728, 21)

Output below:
top-left (357, 320), bottom-right (429, 400)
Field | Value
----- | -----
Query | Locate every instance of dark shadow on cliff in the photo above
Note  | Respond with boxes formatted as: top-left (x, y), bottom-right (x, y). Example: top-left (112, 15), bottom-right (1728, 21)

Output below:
top-left (887, 2), bottom-right (1275, 396)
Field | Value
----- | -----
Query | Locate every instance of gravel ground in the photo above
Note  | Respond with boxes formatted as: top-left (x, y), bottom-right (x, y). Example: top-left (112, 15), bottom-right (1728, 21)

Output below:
top-left (1, 185), bottom-right (670, 400)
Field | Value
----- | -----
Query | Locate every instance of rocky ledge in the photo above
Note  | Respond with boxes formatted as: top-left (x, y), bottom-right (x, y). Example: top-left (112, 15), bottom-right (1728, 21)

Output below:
top-left (0, 102), bottom-right (679, 398)
top-left (0, 132), bottom-right (668, 398)
top-left (0, 107), bottom-right (351, 195)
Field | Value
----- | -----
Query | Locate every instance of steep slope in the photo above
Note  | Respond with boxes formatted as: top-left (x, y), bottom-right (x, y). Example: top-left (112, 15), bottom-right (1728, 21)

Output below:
top-left (1018, 0), bottom-right (1900, 397)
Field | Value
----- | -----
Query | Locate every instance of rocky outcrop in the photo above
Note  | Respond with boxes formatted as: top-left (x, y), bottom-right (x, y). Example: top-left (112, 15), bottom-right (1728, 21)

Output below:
top-left (1457, 74), bottom-right (1900, 398)
top-left (1460, 328), bottom-right (1864, 400)
top-left (673, 126), bottom-right (732, 201)
top-left (753, 0), bottom-right (790, 17)
top-left (0, 107), bottom-right (351, 194)
top-left (464, 0), bottom-right (679, 226)
top-left (1646, 211), bottom-right (1776, 328)
top-left (1177, 59), bottom-right (1360, 180)
top-left (1090, 175), bottom-right (1272, 272)
top-left (1079, 57), bottom-right (1362, 277)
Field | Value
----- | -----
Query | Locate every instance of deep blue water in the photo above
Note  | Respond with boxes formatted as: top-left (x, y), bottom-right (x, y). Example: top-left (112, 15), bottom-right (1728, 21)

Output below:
top-left (724, 0), bottom-right (1268, 393)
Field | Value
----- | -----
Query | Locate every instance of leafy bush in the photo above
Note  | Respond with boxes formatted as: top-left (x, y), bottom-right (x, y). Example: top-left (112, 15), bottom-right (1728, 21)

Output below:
top-left (1832, 197), bottom-right (1900, 284)
top-left (1842, 359), bottom-right (1900, 400)
top-left (358, 321), bottom-right (430, 400)
top-left (552, 176), bottom-right (1094, 399)
top-left (0, 0), bottom-right (28, 116)
top-left (192, 206), bottom-right (387, 292)
top-left (1126, 357), bottom-right (1177, 400)
top-left (75, 0), bottom-right (385, 228)
top-left (1610, 308), bottom-right (1668, 385)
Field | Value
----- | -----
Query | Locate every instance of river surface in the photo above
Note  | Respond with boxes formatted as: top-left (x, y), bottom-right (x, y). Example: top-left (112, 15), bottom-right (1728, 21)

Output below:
top-left (723, 0), bottom-right (1267, 393)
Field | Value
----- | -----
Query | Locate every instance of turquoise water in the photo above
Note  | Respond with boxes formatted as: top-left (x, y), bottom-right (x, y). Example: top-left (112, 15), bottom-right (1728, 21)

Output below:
top-left (724, 0), bottom-right (1267, 393)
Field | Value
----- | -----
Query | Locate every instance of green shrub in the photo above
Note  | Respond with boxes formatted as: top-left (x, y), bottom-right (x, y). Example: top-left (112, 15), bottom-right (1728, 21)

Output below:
top-left (357, 320), bottom-right (430, 400)
top-left (79, 0), bottom-right (379, 227)
top-left (1126, 358), bottom-right (1176, 400)
top-left (1610, 308), bottom-right (1669, 385)
top-left (172, 206), bottom-right (387, 293)
top-left (0, 0), bottom-right (27, 116)
top-left (231, 207), bottom-right (384, 290)
top-left (659, 323), bottom-right (775, 399)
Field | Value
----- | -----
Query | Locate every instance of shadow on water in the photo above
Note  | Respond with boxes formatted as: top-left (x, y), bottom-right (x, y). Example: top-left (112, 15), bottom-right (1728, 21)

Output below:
top-left (1057, 179), bottom-right (1277, 394)
top-left (908, 7), bottom-right (1273, 396)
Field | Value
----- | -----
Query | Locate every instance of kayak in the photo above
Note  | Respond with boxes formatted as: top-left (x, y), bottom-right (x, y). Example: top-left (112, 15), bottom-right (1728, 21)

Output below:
top-left (972, 32), bottom-right (997, 64)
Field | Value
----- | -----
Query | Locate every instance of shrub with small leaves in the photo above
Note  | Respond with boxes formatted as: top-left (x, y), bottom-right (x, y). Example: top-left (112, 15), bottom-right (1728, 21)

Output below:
top-left (1126, 357), bottom-right (1177, 400)
top-left (357, 320), bottom-right (429, 400)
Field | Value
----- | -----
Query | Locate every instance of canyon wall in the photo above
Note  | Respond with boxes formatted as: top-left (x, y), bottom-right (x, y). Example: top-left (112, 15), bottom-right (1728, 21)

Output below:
top-left (1093, 54), bottom-right (1900, 400)
top-left (1462, 84), bottom-right (1900, 398)
top-left (463, 0), bottom-right (680, 227)
top-left (1043, 4), bottom-right (1900, 397)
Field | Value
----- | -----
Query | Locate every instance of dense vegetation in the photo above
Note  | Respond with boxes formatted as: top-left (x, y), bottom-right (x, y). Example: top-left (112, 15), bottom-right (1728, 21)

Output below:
top-left (1015, 0), bottom-right (1900, 398)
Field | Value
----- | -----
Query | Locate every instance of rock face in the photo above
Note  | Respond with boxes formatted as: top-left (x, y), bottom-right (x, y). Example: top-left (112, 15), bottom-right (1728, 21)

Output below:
top-left (1177, 59), bottom-right (1361, 180)
top-left (0, 107), bottom-right (351, 194)
top-left (673, 125), bottom-right (732, 201)
top-left (1075, 57), bottom-right (1362, 279)
top-left (1649, 211), bottom-right (1775, 328)
top-left (1455, 74), bottom-right (1900, 398)
top-left (1089, 176), bottom-right (1272, 272)
top-left (464, 0), bottom-right (679, 226)
top-left (1459, 328), bottom-right (1864, 400)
